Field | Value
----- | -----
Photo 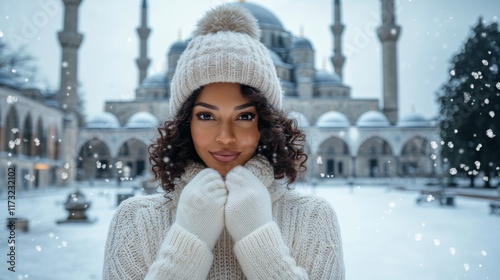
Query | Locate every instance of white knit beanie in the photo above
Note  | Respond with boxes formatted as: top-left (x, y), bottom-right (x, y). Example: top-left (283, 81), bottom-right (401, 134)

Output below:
top-left (169, 4), bottom-right (283, 117)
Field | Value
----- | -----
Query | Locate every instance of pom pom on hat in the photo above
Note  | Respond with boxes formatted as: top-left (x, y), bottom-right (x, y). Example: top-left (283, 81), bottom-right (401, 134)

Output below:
top-left (169, 4), bottom-right (283, 117)
top-left (193, 4), bottom-right (261, 40)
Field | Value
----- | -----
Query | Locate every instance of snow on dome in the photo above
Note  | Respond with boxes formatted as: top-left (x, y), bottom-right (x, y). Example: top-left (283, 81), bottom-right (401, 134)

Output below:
top-left (232, 2), bottom-right (285, 31)
top-left (356, 110), bottom-right (390, 127)
top-left (138, 72), bottom-right (168, 89)
top-left (398, 113), bottom-right (431, 127)
top-left (125, 111), bottom-right (159, 128)
top-left (314, 71), bottom-right (342, 86)
top-left (291, 37), bottom-right (313, 49)
top-left (169, 40), bottom-right (189, 53)
top-left (316, 111), bottom-right (350, 128)
top-left (288, 111), bottom-right (310, 127)
top-left (268, 49), bottom-right (288, 67)
top-left (86, 112), bottom-right (121, 129)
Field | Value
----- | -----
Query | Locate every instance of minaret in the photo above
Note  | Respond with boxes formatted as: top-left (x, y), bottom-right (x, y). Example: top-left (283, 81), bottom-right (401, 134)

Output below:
top-left (57, 0), bottom-right (83, 186)
top-left (330, 0), bottom-right (345, 80)
top-left (58, 0), bottom-right (83, 116)
top-left (377, 0), bottom-right (401, 124)
top-left (136, 0), bottom-right (151, 85)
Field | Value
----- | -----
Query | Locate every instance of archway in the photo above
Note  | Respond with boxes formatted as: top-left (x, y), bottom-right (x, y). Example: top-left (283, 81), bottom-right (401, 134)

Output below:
top-left (317, 137), bottom-right (350, 178)
top-left (357, 137), bottom-right (395, 177)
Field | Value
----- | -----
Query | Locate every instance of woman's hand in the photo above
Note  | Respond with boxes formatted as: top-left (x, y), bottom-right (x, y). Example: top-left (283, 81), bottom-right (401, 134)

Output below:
top-left (224, 157), bottom-right (273, 242)
top-left (176, 168), bottom-right (227, 249)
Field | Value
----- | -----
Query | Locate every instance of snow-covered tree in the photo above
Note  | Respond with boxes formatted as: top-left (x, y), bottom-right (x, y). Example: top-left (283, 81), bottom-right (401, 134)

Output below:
top-left (437, 17), bottom-right (500, 188)
top-left (0, 40), bottom-right (36, 89)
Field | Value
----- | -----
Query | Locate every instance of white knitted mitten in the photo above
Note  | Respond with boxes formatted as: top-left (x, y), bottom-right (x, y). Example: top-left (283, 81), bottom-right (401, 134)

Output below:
top-left (225, 157), bottom-right (274, 242)
top-left (175, 168), bottom-right (227, 249)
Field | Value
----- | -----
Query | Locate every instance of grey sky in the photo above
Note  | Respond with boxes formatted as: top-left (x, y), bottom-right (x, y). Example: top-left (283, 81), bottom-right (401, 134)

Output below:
top-left (1, 0), bottom-right (498, 121)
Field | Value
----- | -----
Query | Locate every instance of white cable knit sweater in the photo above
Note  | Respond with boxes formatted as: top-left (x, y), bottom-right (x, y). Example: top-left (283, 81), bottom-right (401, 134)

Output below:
top-left (103, 162), bottom-right (345, 279)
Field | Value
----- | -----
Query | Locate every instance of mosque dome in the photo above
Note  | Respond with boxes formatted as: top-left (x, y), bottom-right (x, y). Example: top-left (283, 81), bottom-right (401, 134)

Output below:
top-left (314, 71), bottom-right (342, 86)
top-left (86, 112), bottom-right (120, 129)
top-left (125, 111), bottom-right (159, 128)
top-left (232, 2), bottom-right (285, 31)
top-left (138, 72), bottom-right (169, 89)
top-left (316, 111), bottom-right (350, 128)
top-left (268, 49), bottom-right (288, 67)
top-left (398, 113), bottom-right (431, 127)
top-left (291, 37), bottom-right (313, 49)
top-left (356, 110), bottom-right (390, 127)
top-left (288, 111), bottom-right (310, 127)
top-left (168, 40), bottom-right (189, 54)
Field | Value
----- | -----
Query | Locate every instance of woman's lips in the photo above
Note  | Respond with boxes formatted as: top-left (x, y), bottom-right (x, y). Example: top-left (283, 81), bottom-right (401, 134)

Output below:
top-left (211, 151), bottom-right (240, 163)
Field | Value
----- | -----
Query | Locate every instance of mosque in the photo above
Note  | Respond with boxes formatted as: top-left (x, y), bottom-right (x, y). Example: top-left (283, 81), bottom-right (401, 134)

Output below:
top-left (0, 0), bottom-right (440, 190)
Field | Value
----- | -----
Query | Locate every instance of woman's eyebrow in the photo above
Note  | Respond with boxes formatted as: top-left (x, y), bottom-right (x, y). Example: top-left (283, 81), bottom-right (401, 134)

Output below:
top-left (194, 102), bottom-right (255, 111)
top-left (234, 102), bottom-right (255, 111)
top-left (194, 102), bottom-right (218, 110)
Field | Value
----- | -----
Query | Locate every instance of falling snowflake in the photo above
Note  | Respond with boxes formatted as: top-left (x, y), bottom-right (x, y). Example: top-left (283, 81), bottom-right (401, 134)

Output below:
top-left (481, 250), bottom-right (487, 256)
top-left (115, 161), bottom-right (123, 168)
top-left (464, 263), bottom-right (470, 271)
top-left (447, 142), bottom-right (454, 148)
top-left (449, 168), bottom-right (457, 175)
top-left (463, 92), bottom-right (472, 102)
top-left (6, 95), bottom-right (18, 104)
top-left (61, 172), bottom-right (68, 179)
top-left (475, 161), bottom-right (480, 169)
top-left (24, 174), bottom-right (36, 182)
top-left (476, 144), bottom-right (482, 151)
top-left (64, 162), bottom-right (70, 169)
top-left (431, 141), bottom-right (438, 149)
top-left (450, 69), bottom-right (455, 76)
top-left (414, 233), bottom-right (423, 241)
top-left (34, 138), bottom-right (41, 146)
top-left (490, 111), bottom-right (495, 118)
top-left (496, 82), bottom-right (500, 90)
top-left (450, 247), bottom-right (456, 255)
top-left (486, 129), bottom-right (496, 138)
top-left (433, 239), bottom-right (440, 246)
top-left (316, 156), bottom-right (323, 165)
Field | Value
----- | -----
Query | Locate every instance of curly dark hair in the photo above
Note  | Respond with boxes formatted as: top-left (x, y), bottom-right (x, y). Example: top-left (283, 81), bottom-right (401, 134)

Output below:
top-left (148, 84), bottom-right (308, 192)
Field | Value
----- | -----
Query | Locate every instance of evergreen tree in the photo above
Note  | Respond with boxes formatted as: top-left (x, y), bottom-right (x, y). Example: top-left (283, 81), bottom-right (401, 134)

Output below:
top-left (437, 18), bottom-right (500, 188)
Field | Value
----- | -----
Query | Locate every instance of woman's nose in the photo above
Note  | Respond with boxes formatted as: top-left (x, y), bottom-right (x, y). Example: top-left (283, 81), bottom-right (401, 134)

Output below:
top-left (215, 122), bottom-right (236, 144)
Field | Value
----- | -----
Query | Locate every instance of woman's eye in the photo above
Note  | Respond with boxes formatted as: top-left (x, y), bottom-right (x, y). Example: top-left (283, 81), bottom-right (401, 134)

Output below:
top-left (196, 112), bottom-right (214, 120)
top-left (238, 113), bottom-right (256, 121)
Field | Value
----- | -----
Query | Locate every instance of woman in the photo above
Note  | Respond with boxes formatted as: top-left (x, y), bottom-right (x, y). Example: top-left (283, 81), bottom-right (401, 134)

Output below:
top-left (103, 4), bottom-right (345, 279)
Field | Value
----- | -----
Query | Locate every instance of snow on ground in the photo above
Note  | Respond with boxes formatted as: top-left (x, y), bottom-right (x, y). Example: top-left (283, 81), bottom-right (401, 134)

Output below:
top-left (1, 180), bottom-right (499, 280)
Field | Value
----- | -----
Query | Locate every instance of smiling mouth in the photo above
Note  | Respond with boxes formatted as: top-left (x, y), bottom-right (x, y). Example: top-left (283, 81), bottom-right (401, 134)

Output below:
top-left (210, 151), bottom-right (240, 163)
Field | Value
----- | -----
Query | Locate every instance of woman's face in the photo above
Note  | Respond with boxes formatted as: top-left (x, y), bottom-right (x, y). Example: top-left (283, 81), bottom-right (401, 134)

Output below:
top-left (190, 82), bottom-right (260, 176)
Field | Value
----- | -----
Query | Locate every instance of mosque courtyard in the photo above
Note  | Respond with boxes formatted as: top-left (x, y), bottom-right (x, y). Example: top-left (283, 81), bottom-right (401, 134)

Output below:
top-left (1, 178), bottom-right (499, 280)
